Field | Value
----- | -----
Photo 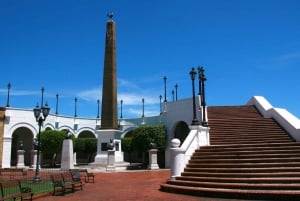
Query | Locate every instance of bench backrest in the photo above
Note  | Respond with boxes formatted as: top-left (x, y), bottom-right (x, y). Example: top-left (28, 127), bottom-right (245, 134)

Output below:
top-left (61, 172), bottom-right (73, 183)
top-left (0, 180), bottom-right (21, 197)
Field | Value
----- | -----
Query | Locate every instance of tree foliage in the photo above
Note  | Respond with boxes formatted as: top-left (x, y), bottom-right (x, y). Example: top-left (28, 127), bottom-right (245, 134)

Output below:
top-left (39, 130), bottom-right (67, 158)
top-left (131, 124), bottom-right (167, 153)
top-left (121, 137), bottom-right (133, 152)
top-left (74, 138), bottom-right (97, 154)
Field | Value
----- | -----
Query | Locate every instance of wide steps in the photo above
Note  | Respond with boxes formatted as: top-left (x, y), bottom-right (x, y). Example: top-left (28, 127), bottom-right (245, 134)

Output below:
top-left (161, 105), bottom-right (300, 199)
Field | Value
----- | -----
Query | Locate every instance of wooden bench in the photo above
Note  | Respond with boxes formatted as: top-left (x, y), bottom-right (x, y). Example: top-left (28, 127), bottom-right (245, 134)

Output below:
top-left (69, 169), bottom-right (82, 183)
top-left (61, 172), bottom-right (83, 191)
top-left (0, 180), bottom-right (33, 201)
top-left (0, 168), bottom-right (27, 179)
top-left (80, 169), bottom-right (95, 183)
top-left (51, 173), bottom-right (74, 195)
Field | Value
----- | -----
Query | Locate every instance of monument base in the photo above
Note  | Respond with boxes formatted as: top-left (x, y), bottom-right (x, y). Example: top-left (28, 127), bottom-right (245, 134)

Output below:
top-left (148, 149), bottom-right (159, 170)
top-left (61, 139), bottom-right (74, 170)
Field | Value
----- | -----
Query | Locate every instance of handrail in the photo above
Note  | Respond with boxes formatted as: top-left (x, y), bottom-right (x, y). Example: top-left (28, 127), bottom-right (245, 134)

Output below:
top-left (169, 126), bottom-right (209, 179)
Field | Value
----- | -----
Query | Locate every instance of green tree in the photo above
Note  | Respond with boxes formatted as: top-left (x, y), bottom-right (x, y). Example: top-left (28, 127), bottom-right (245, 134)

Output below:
top-left (121, 137), bottom-right (133, 163)
top-left (39, 130), bottom-right (75, 167)
top-left (131, 124), bottom-right (167, 153)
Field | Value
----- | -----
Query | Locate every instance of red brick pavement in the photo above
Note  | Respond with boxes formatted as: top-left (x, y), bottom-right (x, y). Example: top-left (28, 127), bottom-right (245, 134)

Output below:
top-left (37, 169), bottom-right (244, 201)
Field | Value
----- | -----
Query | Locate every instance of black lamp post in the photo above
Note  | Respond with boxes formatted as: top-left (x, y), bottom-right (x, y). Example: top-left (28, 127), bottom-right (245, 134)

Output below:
top-left (199, 67), bottom-right (208, 127)
top-left (74, 97), bottom-right (77, 117)
top-left (6, 83), bottom-right (11, 107)
top-left (97, 99), bottom-right (100, 118)
top-left (197, 67), bottom-right (202, 101)
top-left (163, 76), bottom-right (167, 102)
top-left (175, 84), bottom-right (178, 101)
top-left (33, 87), bottom-right (50, 182)
top-left (55, 94), bottom-right (59, 115)
top-left (159, 95), bottom-right (162, 114)
top-left (172, 90), bottom-right (174, 102)
top-left (189, 68), bottom-right (200, 125)
top-left (142, 98), bottom-right (145, 118)
top-left (120, 99), bottom-right (123, 119)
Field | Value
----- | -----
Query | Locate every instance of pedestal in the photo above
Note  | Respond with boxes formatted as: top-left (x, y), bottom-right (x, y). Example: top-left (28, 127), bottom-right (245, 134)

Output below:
top-left (94, 129), bottom-right (122, 164)
top-left (106, 150), bottom-right (116, 172)
top-left (148, 149), bottom-right (159, 170)
top-left (60, 139), bottom-right (74, 170)
top-left (17, 150), bottom-right (25, 168)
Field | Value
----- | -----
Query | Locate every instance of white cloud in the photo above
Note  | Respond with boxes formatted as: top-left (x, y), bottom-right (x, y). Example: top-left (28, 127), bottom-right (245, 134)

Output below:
top-left (77, 88), bottom-right (101, 102)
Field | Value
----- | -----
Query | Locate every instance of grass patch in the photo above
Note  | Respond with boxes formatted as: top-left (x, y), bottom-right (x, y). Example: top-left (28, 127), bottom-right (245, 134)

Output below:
top-left (21, 180), bottom-right (53, 195)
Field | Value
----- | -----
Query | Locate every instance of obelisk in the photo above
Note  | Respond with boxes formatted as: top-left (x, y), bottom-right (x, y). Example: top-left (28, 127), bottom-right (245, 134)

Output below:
top-left (94, 13), bottom-right (123, 165)
top-left (101, 12), bottom-right (118, 129)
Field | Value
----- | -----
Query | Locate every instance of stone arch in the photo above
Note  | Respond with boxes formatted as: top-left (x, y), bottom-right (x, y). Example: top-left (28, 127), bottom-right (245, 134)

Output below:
top-left (121, 127), bottom-right (137, 138)
top-left (78, 130), bottom-right (95, 138)
top-left (11, 127), bottom-right (34, 166)
top-left (173, 121), bottom-right (190, 145)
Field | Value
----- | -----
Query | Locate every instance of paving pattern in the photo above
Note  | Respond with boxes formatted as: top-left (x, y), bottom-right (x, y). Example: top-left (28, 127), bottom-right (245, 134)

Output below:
top-left (37, 169), bottom-right (246, 201)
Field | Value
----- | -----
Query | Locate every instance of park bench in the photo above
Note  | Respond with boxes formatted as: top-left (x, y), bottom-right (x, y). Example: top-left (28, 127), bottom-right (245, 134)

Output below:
top-left (0, 168), bottom-right (27, 179)
top-left (61, 172), bottom-right (83, 191)
top-left (0, 180), bottom-right (33, 201)
top-left (69, 169), bottom-right (82, 182)
top-left (80, 169), bottom-right (95, 183)
top-left (51, 173), bottom-right (74, 196)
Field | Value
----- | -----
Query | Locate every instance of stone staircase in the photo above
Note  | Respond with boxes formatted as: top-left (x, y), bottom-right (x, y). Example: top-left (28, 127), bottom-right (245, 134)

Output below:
top-left (161, 105), bottom-right (300, 200)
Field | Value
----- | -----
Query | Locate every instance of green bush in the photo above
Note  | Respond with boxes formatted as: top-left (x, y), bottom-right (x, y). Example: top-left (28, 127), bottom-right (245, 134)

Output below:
top-left (121, 137), bottom-right (133, 152)
top-left (131, 124), bottom-right (167, 153)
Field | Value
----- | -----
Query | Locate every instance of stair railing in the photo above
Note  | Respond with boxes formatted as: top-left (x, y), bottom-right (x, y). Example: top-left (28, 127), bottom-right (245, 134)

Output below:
top-left (169, 125), bottom-right (210, 179)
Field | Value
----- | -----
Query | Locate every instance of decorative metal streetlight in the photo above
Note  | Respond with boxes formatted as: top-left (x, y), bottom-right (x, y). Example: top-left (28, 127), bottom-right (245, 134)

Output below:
top-left (6, 83), bottom-right (11, 107)
top-left (189, 68), bottom-right (200, 125)
top-left (197, 67), bottom-right (203, 103)
top-left (33, 87), bottom-right (50, 182)
top-left (175, 84), bottom-right (178, 101)
top-left (199, 67), bottom-right (208, 127)
top-left (142, 98), bottom-right (145, 118)
top-left (159, 95), bottom-right (162, 114)
top-left (163, 76), bottom-right (167, 102)
top-left (172, 90), bottom-right (174, 102)
top-left (74, 97), bottom-right (77, 117)
top-left (120, 99), bottom-right (123, 119)
top-left (55, 94), bottom-right (59, 115)
top-left (97, 99), bottom-right (100, 118)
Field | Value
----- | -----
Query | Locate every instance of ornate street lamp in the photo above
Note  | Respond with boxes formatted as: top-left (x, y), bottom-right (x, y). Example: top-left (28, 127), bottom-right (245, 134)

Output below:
top-left (74, 97), bottom-right (77, 117)
top-left (175, 84), bottom-right (178, 101)
top-left (120, 99), bottom-right (123, 119)
top-left (159, 95), bottom-right (162, 114)
top-left (189, 68), bottom-right (200, 125)
top-left (55, 94), bottom-right (59, 115)
top-left (97, 99), bottom-right (100, 118)
top-left (172, 90), bottom-right (174, 102)
top-left (33, 87), bottom-right (50, 182)
top-left (142, 98), bottom-right (145, 118)
top-left (200, 67), bottom-right (208, 127)
top-left (163, 76), bottom-right (167, 102)
top-left (197, 67), bottom-right (203, 103)
top-left (6, 83), bottom-right (11, 107)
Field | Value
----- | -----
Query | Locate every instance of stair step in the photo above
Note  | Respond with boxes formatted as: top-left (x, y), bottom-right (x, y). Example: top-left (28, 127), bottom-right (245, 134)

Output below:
top-left (176, 176), bottom-right (300, 183)
top-left (182, 171), bottom-right (300, 178)
top-left (187, 162), bottom-right (300, 168)
top-left (190, 157), bottom-right (300, 164)
top-left (160, 183), bottom-right (300, 200)
top-left (167, 180), bottom-right (300, 190)
top-left (184, 167), bottom-right (300, 173)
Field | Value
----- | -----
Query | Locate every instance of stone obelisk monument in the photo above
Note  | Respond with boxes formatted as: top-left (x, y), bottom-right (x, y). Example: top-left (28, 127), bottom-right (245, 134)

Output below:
top-left (94, 13), bottom-right (123, 165)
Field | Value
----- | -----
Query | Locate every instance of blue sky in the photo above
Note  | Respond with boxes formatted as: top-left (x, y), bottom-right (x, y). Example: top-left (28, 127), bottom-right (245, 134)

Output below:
top-left (0, 0), bottom-right (300, 119)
